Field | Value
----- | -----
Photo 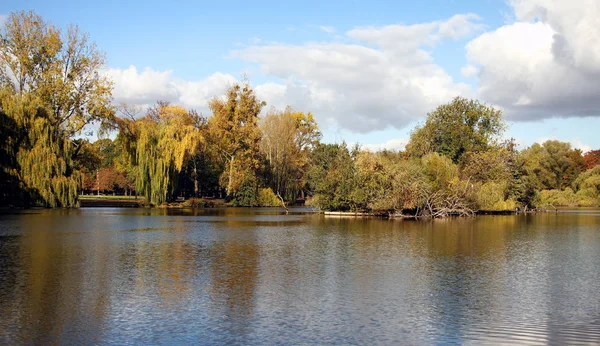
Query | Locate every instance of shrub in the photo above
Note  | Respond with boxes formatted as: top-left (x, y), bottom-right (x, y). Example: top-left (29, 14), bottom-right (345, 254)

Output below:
top-left (535, 188), bottom-right (577, 207)
top-left (258, 188), bottom-right (281, 207)
top-left (474, 181), bottom-right (517, 210)
top-left (182, 198), bottom-right (207, 208)
top-left (232, 175), bottom-right (258, 206)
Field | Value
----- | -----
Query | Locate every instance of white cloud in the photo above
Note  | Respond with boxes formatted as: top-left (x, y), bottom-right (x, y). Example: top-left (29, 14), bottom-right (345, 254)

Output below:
top-left (461, 64), bottom-right (478, 78)
top-left (319, 26), bottom-right (335, 34)
top-left (348, 13), bottom-right (483, 49)
top-left (361, 138), bottom-right (408, 152)
top-left (104, 66), bottom-right (237, 112)
top-left (106, 4), bottom-right (600, 133)
top-left (233, 14), bottom-right (482, 132)
top-left (571, 138), bottom-right (593, 153)
top-left (438, 13), bottom-right (485, 40)
top-left (466, 0), bottom-right (600, 121)
top-left (0, 14), bottom-right (7, 28)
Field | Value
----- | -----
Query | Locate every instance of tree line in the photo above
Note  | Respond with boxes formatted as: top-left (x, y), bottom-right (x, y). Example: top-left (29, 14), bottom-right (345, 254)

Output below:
top-left (1, 11), bottom-right (599, 215)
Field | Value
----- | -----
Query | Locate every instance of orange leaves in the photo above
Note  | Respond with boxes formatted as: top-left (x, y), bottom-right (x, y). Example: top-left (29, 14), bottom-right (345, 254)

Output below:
top-left (583, 150), bottom-right (600, 170)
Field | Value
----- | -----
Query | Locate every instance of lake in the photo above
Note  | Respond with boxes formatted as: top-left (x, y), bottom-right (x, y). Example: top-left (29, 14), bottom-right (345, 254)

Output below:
top-left (1, 208), bottom-right (599, 345)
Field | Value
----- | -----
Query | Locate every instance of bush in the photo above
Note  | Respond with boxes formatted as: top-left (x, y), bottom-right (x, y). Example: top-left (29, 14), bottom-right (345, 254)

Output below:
top-left (535, 188), bottom-right (577, 207)
top-left (182, 198), bottom-right (207, 208)
top-left (490, 199), bottom-right (518, 211)
top-left (475, 181), bottom-right (517, 211)
top-left (305, 195), bottom-right (320, 208)
top-left (258, 188), bottom-right (281, 207)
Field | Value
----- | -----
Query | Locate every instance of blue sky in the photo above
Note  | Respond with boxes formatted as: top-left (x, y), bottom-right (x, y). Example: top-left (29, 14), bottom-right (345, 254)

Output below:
top-left (2, 0), bottom-right (599, 152)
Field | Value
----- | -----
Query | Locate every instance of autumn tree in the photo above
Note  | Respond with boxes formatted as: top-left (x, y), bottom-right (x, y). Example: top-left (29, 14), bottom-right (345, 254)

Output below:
top-left (0, 11), bottom-right (113, 207)
top-left (583, 150), bottom-right (600, 170)
top-left (207, 82), bottom-right (265, 197)
top-left (260, 106), bottom-right (321, 202)
top-left (406, 97), bottom-right (505, 163)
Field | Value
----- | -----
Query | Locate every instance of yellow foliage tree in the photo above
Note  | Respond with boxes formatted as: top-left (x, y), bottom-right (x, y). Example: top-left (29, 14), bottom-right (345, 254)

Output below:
top-left (260, 106), bottom-right (321, 201)
top-left (207, 82), bottom-right (265, 196)
top-left (0, 11), bottom-right (113, 207)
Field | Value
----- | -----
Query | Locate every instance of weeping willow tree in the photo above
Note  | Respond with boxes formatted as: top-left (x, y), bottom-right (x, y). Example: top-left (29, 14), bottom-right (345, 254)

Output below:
top-left (0, 11), bottom-right (113, 207)
top-left (0, 93), bottom-right (80, 207)
top-left (117, 102), bottom-right (204, 204)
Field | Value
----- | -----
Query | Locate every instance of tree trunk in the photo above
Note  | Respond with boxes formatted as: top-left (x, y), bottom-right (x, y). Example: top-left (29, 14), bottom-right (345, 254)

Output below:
top-left (193, 161), bottom-right (199, 197)
top-left (277, 192), bottom-right (289, 214)
top-left (227, 155), bottom-right (235, 195)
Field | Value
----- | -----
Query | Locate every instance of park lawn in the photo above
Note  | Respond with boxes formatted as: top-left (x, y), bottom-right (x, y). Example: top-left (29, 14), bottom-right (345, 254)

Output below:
top-left (79, 195), bottom-right (141, 200)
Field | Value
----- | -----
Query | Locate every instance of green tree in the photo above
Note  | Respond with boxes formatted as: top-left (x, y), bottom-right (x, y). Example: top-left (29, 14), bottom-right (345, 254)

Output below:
top-left (232, 173), bottom-right (259, 207)
top-left (416, 153), bottom-right (477, 217)
top-left (72, 139), bottom-right (102, 193)
top-left (461, 140), bottom-right (522, 210)
top-left (521, 140), bottom-right (585, 191)
top-left (352, 150), bottom-right (426, 213)
top-left (406, 97), bottom-right (505, 163)
top-left (92, 138), bottom-right (118, 168)
top-left (185, 151), bottom-right (222, 198)
top-left (350, 150), bottom-right (477, 216)
top-left (307, 142), bottom-right (358, 211)
top-left (572, 165), bottom-right (600, 206)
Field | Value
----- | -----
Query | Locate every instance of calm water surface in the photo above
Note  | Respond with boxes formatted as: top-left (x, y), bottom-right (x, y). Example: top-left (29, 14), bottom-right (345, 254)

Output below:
top-left (1, 208), bottom-right (599, 345)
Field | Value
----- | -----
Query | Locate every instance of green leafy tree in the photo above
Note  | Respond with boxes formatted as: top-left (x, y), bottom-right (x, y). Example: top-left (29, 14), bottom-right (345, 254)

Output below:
top-left (406, 97), bottom-right (505, 163)
top-left (352, 150), bottom-right (426, 213)
top-left (232, 173), bottom-right (259, 207)
top-left (521, 140), bottom-right (585, 191)
top-left (417, 153), bottom-right (477, 217)
top-left (571, 165), bottom-right (600, 206)
top-left (72, 139), bottom-right (102, 193)
top-left (93, 138), bottom-right (118, 168)
top-left (307, 142), bottom-right (358, 211)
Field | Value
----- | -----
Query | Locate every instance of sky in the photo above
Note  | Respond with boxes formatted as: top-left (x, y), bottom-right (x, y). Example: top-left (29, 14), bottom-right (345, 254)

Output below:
top-left (2, 0), bottom-right (600, 152)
